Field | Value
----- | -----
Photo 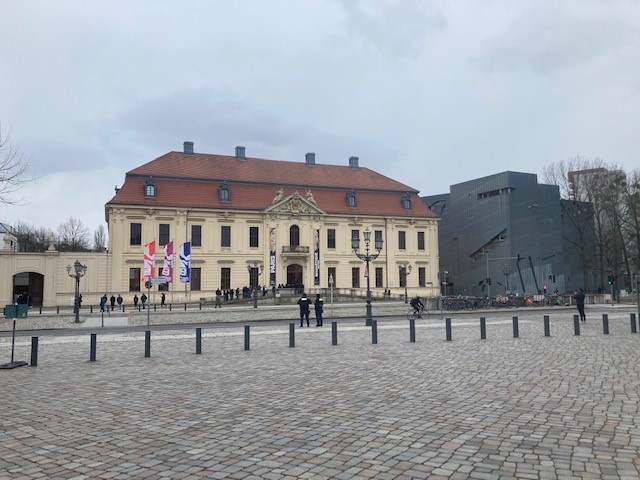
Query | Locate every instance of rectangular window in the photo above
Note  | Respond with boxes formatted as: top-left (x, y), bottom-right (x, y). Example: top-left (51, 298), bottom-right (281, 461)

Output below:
top-left (221, 267), bottom-right (231, 290)
top-left (398, 231), bottom-right (406, 250)
top-left (191, 225), bottom-right (202, 247)
top-left (130, 223), bottom-right (142, 246)
top-left (159, 224), bottom-right (170, 246)
top-left (352, 267), bottom-right (360, 288)
top-left (375, 267), bottom-right (383, 288)
top-left (129, 267), bottom-right (141, 291)
top-left (399, 267), bottom-right (407, 288)
top-left (221, 225), bottom-right (231, 247)
top-left (249, 267), bottom-right (259, 288)
top-left (249, 226), bottom-right (259, 248)
top-left (418, 267), bottom-right (426, 287)
top-left (375, 230), bottom-right (383, 244)
top-left (327, 229), bottom-right (336, 249)
top-left (328, 267), bottom-right (336, 287)
top-left (417, 231), bottom-right (425, 250)
top-left (191, 267), bottom-right (201, 291)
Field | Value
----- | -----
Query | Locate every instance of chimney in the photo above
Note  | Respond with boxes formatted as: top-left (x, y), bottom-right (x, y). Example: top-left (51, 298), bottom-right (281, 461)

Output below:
top-left (348, 156), bottom-right (359, 168)
top-left (183, 141), bottom-right (194, 155)
top-left (235, 146), bottom-right (246, 160)
top-left (305, 152), bottom-right (316, 165)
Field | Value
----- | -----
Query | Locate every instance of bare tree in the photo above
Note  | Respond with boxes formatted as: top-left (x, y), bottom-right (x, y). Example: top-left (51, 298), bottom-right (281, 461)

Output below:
top-left (93, 224), bottom-right (107, 252)
top-left (57, 216), bottom-right (90, 252)
top-left (0, 126), bottom-right (31, 205)
top-left (11, 221), bottom-right (50, 252)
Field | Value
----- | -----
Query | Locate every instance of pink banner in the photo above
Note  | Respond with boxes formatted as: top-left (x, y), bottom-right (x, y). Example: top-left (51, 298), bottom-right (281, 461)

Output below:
top-left (161, 241), bottom-right (173, 283)
top-left (142, 240), bottom-right (156, 282)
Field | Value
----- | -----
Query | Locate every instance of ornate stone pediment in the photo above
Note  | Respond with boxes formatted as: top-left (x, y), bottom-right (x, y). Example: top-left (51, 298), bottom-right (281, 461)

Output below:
top-left (265, 191), bottom-right (325, 216)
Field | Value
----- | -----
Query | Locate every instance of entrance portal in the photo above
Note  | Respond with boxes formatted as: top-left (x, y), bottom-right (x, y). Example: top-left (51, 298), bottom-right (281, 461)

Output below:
top-left (13, 272), bottom-right (44, 307)
top-left (286, 264), bottom-right (303, 288)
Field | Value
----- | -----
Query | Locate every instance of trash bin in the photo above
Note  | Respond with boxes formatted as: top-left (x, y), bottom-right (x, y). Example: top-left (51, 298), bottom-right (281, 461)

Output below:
top-left (16, 304), bottom-right (28, 318)
top-left (4, 305), bottom-right (16, 319)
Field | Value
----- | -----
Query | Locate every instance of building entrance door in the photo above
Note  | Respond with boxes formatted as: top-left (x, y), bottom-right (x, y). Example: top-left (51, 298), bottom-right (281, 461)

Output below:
top-left (286, 264), bottom-right (303, 288)
top-left (13, 272), bottom-right (44, 307)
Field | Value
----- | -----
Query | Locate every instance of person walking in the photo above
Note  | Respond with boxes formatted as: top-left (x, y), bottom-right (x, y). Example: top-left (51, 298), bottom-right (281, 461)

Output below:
top-left (133, 294), bottom-right (139, 309)
top-left (297, 292), bottom-right (311, 327)
top-left (215, 289), bottom-right (222, 308)
top-left (314, 293), bottom-right (324, 326)
top-left (116, 294), bottom-right (123, 311)
top-left (100, 294), bottom-right (107, 313)
top-left (110, 294), bottom-right (116, 312)
top-left (140, 293), bottom-right (147, 309)
top-left (160, 292), bottom-right (166, 307)
top-left (574, 288), bottom-right (586, 322)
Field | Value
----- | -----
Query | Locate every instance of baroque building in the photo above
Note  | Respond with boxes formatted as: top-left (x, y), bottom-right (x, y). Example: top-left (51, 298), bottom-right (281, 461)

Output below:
top-left (105, 142), bottom-right (440, 302)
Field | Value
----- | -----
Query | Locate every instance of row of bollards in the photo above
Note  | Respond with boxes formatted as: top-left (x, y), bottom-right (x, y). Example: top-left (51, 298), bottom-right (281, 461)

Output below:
top-left (20, 313), bottom-right (639, 367)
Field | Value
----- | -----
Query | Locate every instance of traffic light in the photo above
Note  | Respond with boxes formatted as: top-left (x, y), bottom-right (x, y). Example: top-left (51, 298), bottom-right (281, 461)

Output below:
top-left (607, 275), bottom-right (613, 285)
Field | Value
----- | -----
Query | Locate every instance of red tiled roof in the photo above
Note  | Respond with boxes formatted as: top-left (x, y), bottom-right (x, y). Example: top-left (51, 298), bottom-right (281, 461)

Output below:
top-left (128, 151), bottom-right (416, 191)
top-left (107, 151), bottom-right (437, 218)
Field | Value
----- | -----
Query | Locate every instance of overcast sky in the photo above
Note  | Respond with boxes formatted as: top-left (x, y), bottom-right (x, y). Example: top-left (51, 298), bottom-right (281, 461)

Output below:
top-left (1, 0), bottom-right (639, 237)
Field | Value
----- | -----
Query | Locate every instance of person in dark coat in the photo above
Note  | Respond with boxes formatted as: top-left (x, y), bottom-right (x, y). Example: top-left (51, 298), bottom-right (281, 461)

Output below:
top-left (140, 293), bottom-right (147, 309)
top-left (314, 294), bottom-right (324, 326)
top-left (160, 292), bottom-right (166, 307)
top-left (133, 294), bottom-right (139, 308)
top-left (297, 292), bottom-right (311, 327)
top-left (573, 288), bottom-right (586, 322)
top-left (110, 295), bottom-right (116, 311)
top-left (117, 294), bottom-right (123, 310)
top-left (215, 289), bottom-right (222, 308)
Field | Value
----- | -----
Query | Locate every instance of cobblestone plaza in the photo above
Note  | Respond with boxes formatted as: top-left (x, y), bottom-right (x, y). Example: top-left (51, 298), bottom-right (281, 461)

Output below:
top-left (1, 306), bottom-right (639, 479)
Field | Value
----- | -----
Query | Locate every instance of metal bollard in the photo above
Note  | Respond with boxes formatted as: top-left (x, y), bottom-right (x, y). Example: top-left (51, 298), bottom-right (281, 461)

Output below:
top-left (409, 318), bottom-right (416, 343)
top-left (196, 328), bottom-right (202, 354)
top-left (602, 313), bottom-right (609, 335)
top-left (57, 306), bottom-right (60, 314)
top-left (30, 337), bottom-right (39, 367)
top-left (512, 316), bottom-right (519, 338)
top-left (123, 304), bottom-right (125, 313)
top-left (199, 302), bottom-right (202, 311)
top-left (90, 306), bottom-right (93, 313)
top-left (480, 317), bottom-right (486, 340)
top-left (145, 330), bottom-right (151, 357)
top-left (574, 315), bottom-right (580, 336)
top-left (90, 333), bottom-right (97, 362)
top-left (169, 303), bottom-right (172, 311)
top-left (184, 303), bottom-right (187, 311)
top-left (631, 313), bottom-right (637, 334)
top-left (544, 315), bottom-right (550, 337)
top-left (331, 321), bottom-right (338, 345)
top-left (445, 318), bottom-right (452, 341)
top-left (244, 325), bottom-right (250, 350)
top-left (371, 320), bottom-right (378, 344)
top-left (39, 305), bottom-right (42, 315)
top-left (289, 323), bottom-right (295, 348)
top-left (154, 304), bottom-right (157, 312)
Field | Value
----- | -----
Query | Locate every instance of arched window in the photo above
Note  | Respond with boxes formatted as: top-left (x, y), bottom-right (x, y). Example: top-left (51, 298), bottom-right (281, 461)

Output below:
top-left (144, 177), bottom-right (156, 198)
top-left (289, 225), bottom-right (300, 246)
top-left (401, 193), bottom-right (412, 210)
top-left (346, 190), bottom-right (357, 208)
top-left (219, 181), bottom-right (230, 202)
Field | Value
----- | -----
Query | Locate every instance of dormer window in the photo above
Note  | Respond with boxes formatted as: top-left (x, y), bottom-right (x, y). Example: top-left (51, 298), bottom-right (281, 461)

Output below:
top-left (346, 190), bottom-right (357, 208)
top-left (401, 193), bottom-right (412, 210)
top-left (144, 177), bottom-right (156, 198)
top-left (219, 181), bottom-right (230, 202)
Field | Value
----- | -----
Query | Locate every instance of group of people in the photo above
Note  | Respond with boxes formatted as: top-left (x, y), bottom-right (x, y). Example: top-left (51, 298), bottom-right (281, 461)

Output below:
top-left (99, 294), bottom-right (124, 312)
top-left (297, 292), bottom-right (324, 327)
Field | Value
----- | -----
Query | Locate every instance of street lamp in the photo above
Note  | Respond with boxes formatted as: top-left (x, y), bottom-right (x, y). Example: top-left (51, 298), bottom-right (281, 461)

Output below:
top-left (247, 261), bottom-right (264, 308)
top-left (398, 261), bottom-right (412, 303)
top-left (352, 228), bottom-right (383, 326)
top-left (66, 260), bottom-right (87, 323)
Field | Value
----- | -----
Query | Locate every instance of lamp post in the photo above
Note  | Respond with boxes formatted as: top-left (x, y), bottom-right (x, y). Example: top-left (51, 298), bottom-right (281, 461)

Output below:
top-left (352, 228), bottom-right (383, 326)
top-left (66, 260), bottom-right (87, 323)
top-left (398, 261), bottom-right (412, 303)
top-left (247, 261), bottom-right (264, 308)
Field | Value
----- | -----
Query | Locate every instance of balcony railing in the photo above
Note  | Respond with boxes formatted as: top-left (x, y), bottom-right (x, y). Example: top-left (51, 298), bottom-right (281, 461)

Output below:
top-left (281, 245), bottom-right (310, 254)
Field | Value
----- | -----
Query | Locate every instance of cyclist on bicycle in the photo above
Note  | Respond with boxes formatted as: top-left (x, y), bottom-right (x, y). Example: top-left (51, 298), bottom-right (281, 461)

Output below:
top-left (410, 296), bottom-right (424, 316)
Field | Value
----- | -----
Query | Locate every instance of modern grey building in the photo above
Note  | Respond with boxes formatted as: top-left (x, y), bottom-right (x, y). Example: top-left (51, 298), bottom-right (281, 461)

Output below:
top-left (423, 171), bottom-right (595, 296)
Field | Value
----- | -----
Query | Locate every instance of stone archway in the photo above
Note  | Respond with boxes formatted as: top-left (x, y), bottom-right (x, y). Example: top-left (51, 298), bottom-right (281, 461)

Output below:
top-left (13, 272), bottom-right (44, 307)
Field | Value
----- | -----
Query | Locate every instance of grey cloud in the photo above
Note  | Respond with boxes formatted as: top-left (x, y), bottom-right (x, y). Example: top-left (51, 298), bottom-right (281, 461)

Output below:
top-left (334, 0), bottom-right (446, 59)
top-left (473, 7), bottom-right (637, 74)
